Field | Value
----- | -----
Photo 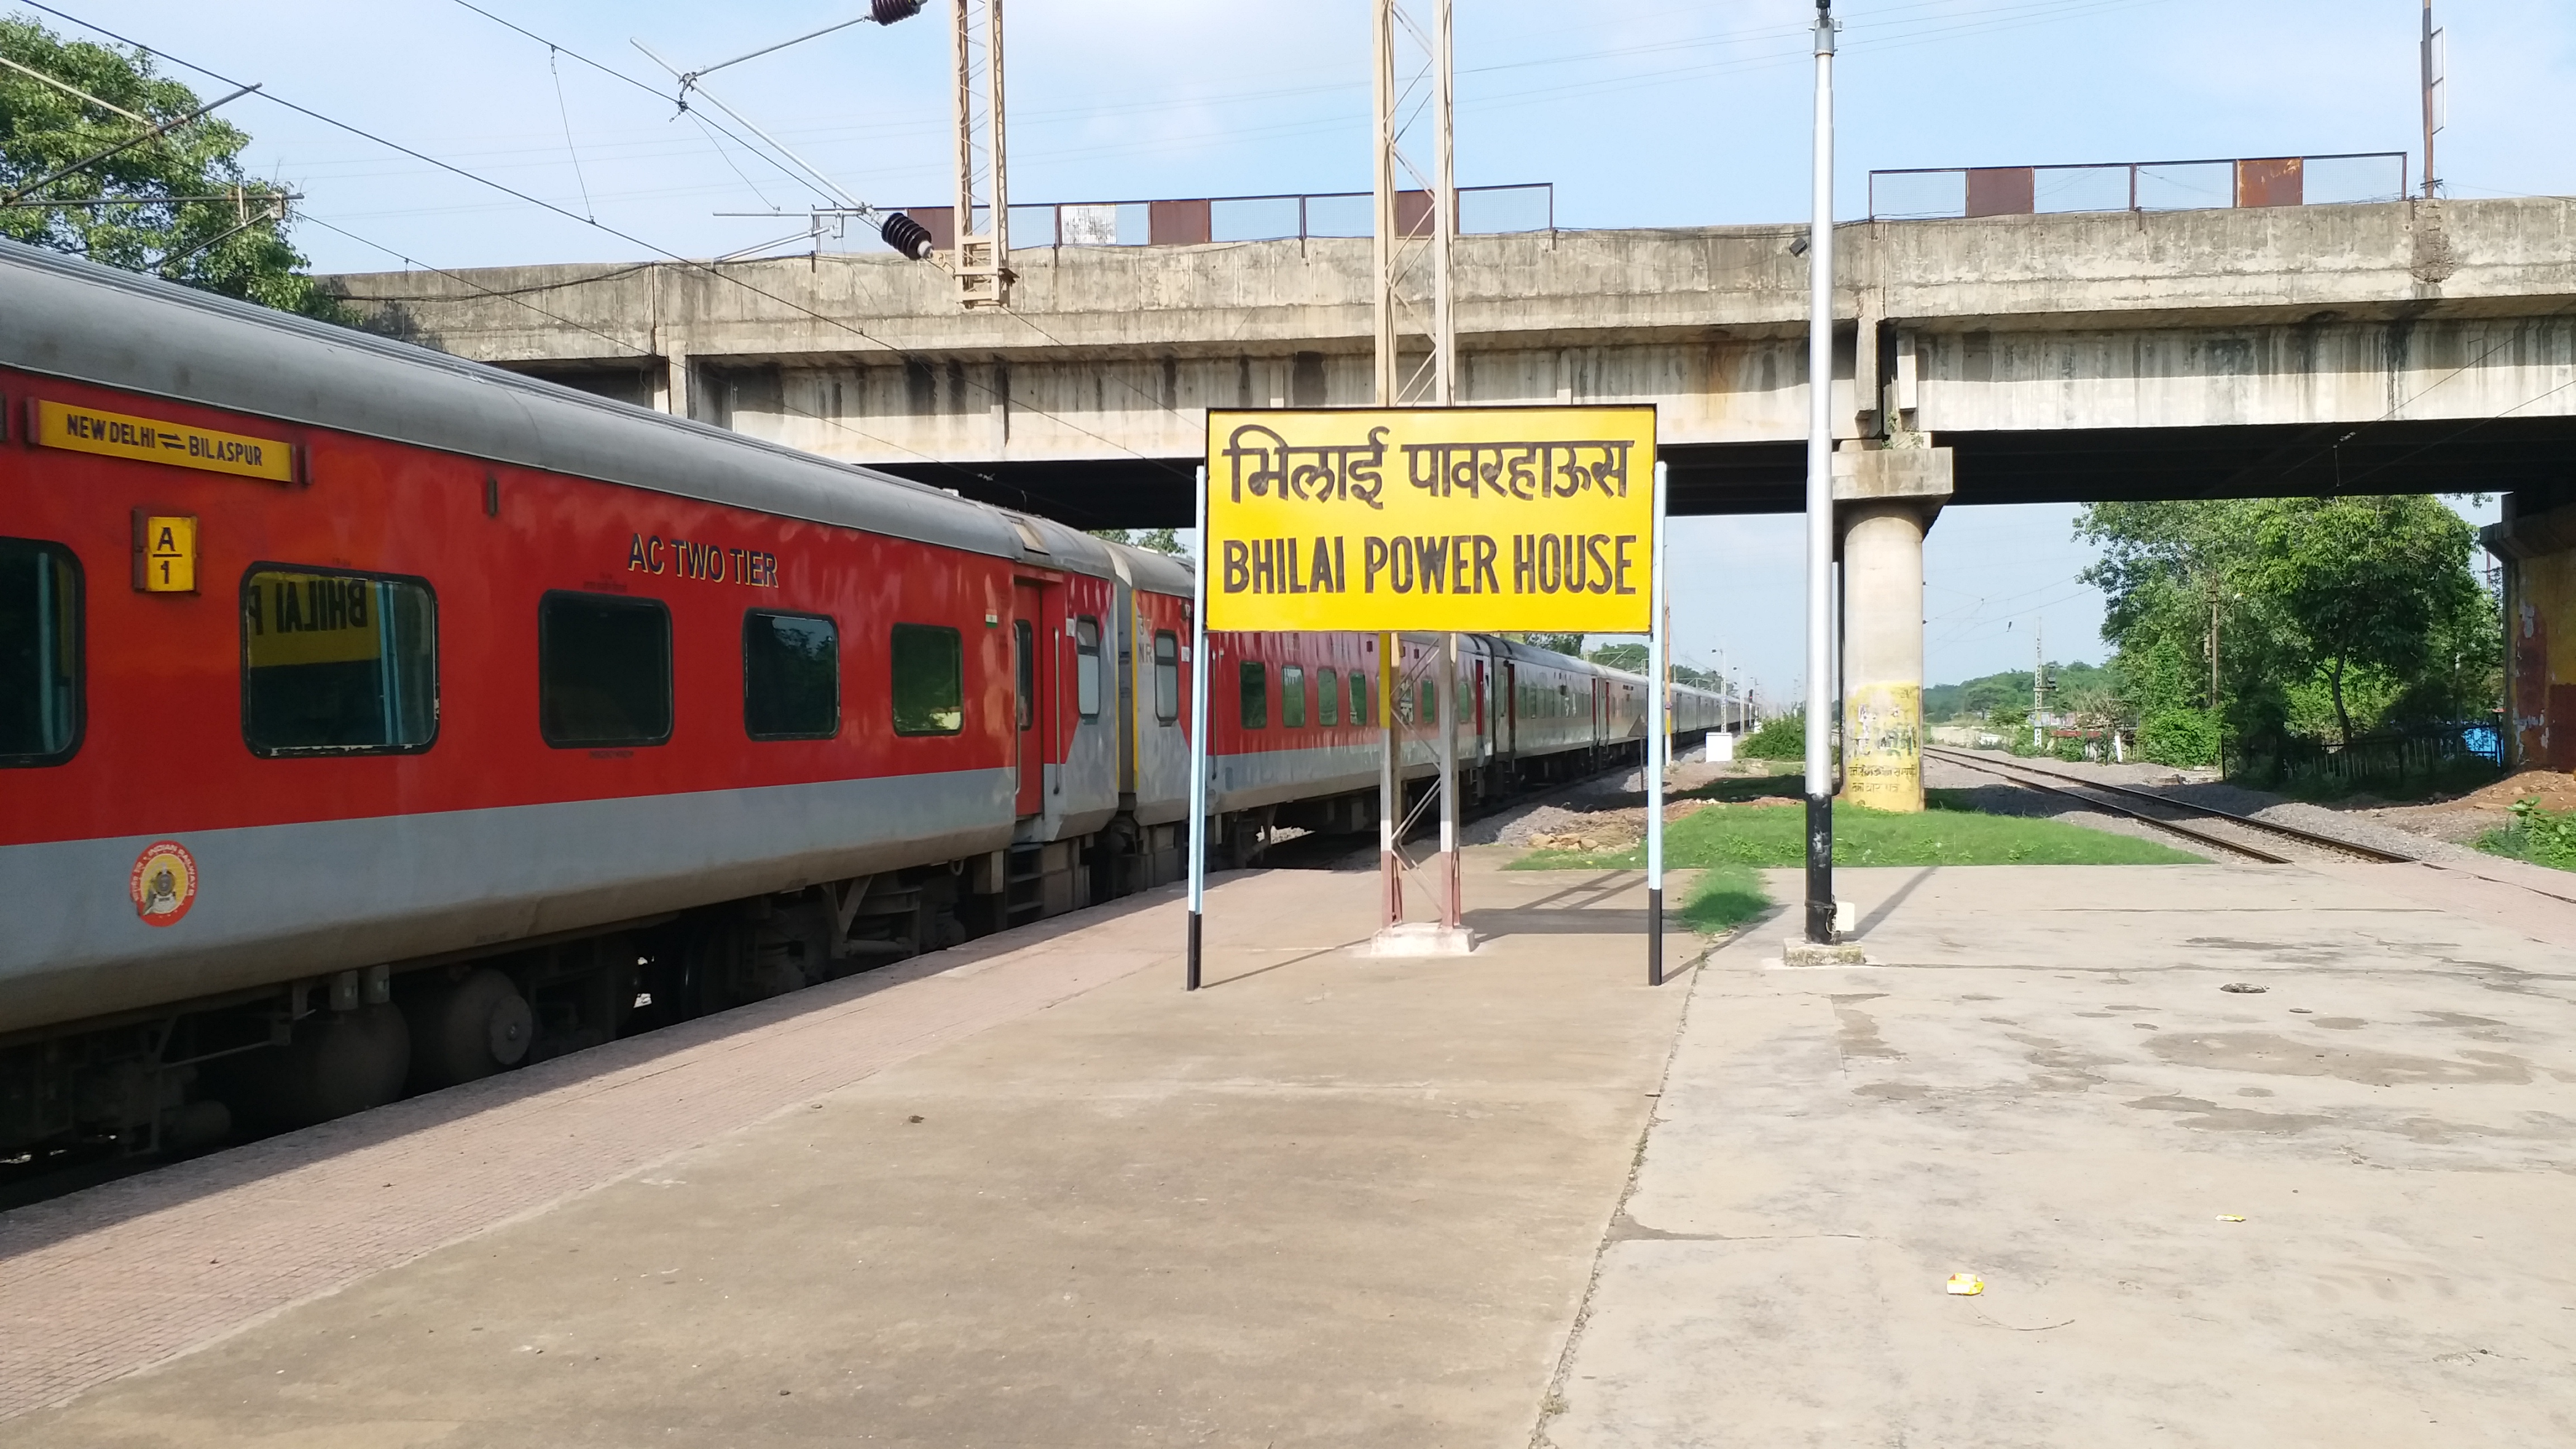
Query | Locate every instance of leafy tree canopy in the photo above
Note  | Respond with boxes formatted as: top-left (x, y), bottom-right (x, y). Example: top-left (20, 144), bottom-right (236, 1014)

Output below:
top-left (0, 16), bottom-right (341, 319)
top-left (1586, 642), bottom-right (1647, 673)
top-left (1500, 632), bottom-right (1585, 656)
top-left (2076, 495), bottom-right (2495, 756)
top-left (1924, 662), bottom-right (2112, 724)
top-left (1088, 527), bottom-right (1185, 556)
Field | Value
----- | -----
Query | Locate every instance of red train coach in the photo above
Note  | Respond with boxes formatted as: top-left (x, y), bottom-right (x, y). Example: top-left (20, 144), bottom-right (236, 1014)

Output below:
top-left (0, 241), bottom-right (1714, 1169)
top-left (0, 242), bottom-right (1210, 1161)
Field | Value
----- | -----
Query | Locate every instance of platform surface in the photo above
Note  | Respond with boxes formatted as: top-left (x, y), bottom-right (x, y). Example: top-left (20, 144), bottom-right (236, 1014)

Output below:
top-left (5, 859), bottom-right (1690, 1446)
top-left (9, 854), bottom-right (2576, 1447)
top-left (1552, 862), bottom-right (2576, 1449)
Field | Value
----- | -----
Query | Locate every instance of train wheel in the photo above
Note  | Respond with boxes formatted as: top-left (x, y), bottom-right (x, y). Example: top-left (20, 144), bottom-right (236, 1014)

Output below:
top-left (406, 969), bottom-right (534, 1091)
top-left (212, 1003), bottom-right (413, 1132)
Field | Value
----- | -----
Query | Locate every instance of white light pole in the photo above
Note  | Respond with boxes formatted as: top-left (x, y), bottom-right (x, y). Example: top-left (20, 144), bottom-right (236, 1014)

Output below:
top-left (1801, 0), bottom-right (1839, 944)
top-left (1185, 465), bottom-right (1210, 989)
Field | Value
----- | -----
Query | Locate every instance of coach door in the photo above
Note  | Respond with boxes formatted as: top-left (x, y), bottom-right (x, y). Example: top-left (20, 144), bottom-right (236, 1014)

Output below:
top-left (1473, 658), bottom-right (1489, 759)
top-left (1502, 662), bottom-right (1517, 757)
top-left (1012, 580), bottom-right (1048, 817)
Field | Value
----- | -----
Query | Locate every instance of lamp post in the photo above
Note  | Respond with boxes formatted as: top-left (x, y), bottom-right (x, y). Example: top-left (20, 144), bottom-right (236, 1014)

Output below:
top-left (1801, 0), bottom-right (1839, 944)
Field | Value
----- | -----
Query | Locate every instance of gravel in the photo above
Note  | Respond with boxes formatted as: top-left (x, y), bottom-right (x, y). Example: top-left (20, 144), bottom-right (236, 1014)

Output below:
top-left (1920, 755), bottom-right (2222, 857)
top-left (1925, 749), bottom-right (2499, 866)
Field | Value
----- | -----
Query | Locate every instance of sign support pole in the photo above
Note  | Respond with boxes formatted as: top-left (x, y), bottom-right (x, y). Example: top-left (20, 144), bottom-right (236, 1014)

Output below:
top-left (1647, 461), bottom-right (1669, 986)
top-left (1379, 631), bottom-right (1401, 926)
top-left (1439, 631), bottom-right (1461, 930)
top-left (1186, 465), bottom-right (1210, 991)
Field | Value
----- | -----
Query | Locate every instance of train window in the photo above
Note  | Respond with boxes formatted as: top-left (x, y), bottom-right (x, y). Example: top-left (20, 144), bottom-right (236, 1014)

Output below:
top-left (892, 623), bottom-right (965, 736)
top-left (1013, 621), bottom-right (1036, 732)
top-left (1419, 678), bottom-right (1436, 724)
top-left (1074, 616), bottom-right (1102, 720)
top-left (744, 610), bottom-right (839, 741)
top-left (1317, 667), bottom-right (1340, 726)
top-left (1238, 660), bottom-right (1267, 730)
top-left (0, 538), bottom-right (81, 766)
top-left (538, 591), bottom-right (669, 748)
top-left (1349, 671), bottom-right (1368, 727)
top-left (244, 567), bottom-right (438, 756)
top-left (1153, 631), bottom-right (1179, 723)
top-left (1280, 665), bottom-right (1306, 728)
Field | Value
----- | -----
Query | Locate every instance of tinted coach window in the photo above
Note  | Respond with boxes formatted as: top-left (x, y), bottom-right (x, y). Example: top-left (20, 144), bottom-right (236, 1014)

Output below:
top-left (891, 623), bottom-right (964, 735)
top-left (0, 538), bottom-right (80, 765)
top-left (744, 610), bottom-right (839, 740)
top-left (540, 591), bottom-right (672, 747)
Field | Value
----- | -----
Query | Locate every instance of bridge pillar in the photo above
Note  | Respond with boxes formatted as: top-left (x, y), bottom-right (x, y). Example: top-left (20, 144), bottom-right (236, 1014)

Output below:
top-left (1834, 446), bottom-right (1954, 813)
top-left (2480, 495), bottom-right (2576, 771)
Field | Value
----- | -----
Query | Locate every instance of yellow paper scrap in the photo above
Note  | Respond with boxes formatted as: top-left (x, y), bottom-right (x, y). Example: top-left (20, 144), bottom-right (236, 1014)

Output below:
top-left (1945, 1273), bottom-right (1984, 1296)
top-left (2218, 1215), bottom-right (2247, 1223)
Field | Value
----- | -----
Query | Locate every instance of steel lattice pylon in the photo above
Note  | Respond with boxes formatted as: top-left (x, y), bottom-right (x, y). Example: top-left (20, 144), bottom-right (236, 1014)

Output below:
top-left (1372, 0), bottom-right (1455, 409)
top-left (951, 0), bottom-right (1010, 308)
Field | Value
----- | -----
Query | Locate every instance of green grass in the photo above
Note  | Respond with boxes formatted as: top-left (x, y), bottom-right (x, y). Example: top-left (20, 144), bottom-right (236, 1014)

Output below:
top-left (2475, 798), bottom-right (2576, 873)
top-left (1679, 865), bottom-right (1772, 934)
top-left (1512, 794), bottom-right (2203, 873)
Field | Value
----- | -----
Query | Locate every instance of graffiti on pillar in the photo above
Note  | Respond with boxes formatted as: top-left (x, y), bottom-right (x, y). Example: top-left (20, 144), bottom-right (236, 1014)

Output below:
top-left (2515, 551), bottom-right (2576, 770)
top-left (1843, 682), bottom-right (1924, 813)
top-left (2514, 595), bottom-right (2549, 768)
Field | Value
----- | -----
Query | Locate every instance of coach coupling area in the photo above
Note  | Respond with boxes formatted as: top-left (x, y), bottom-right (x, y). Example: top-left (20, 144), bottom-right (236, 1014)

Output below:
top-left (8, 853), bottom-right (2576, 1445)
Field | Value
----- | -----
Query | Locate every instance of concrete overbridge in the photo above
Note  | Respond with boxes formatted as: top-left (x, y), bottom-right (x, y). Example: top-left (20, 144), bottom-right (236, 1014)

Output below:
top-left (326, 196), bottom-right (2576, 782)
top-left (330, 197), bottom-right (2576, 526)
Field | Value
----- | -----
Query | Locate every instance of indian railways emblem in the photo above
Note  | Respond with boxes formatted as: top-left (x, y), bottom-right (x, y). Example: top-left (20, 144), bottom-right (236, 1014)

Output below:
top-left (129, 840), bottom-right (199, 927)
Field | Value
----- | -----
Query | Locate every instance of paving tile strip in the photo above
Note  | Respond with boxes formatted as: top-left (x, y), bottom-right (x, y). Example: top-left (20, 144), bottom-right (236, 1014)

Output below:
top-left (0, 888), bottom-right (1187, 1420)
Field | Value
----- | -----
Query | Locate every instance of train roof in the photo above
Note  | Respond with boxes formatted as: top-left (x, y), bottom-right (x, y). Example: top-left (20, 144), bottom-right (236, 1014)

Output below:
top-left (0, 239), bottom-right (1049, 564)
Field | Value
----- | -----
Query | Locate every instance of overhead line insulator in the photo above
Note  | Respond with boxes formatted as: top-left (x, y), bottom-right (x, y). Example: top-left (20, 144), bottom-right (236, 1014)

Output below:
top-left (879, 211), bottom-right (936, 261)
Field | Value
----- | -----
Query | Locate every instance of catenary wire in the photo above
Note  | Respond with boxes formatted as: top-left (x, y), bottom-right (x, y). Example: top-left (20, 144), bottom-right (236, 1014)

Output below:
top-left (444, 1), bottom-right (1190, 431)
top-left (23, 1), bottom-right (1193, 490)
top-left (297, 211), bottom-right (992, 480)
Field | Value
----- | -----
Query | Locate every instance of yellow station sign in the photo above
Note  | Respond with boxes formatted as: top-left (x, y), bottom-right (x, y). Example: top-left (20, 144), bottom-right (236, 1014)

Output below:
top-left (1204, 406), bottom-right (1657, 633)
top-left (34, 399), bottom-right (296, 484)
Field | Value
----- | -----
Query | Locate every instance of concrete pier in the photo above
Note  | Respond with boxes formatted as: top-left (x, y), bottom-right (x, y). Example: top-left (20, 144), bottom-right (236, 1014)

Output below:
top-left (1836, 446), bottom-right (1953, 813)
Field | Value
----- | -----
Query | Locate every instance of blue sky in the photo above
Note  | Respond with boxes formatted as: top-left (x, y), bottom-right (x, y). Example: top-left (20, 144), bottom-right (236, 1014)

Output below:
top-left (39, 0), bottom-right (2572, 699)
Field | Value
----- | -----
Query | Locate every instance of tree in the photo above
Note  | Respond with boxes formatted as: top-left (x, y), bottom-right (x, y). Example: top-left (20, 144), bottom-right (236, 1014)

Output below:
top-left (1501, 632), bottom-right (1585, 656)
top-left (0, 18), bottom-right (342, 319)
top-left (2078, 495), bottom-right (2496, 757)
top-left (1586, 642), bottom-right (1647, 673)
top-left (1088, 527), bottom-right (1185, 555)
top-left (2244, 495), bottom-right (2489, 747)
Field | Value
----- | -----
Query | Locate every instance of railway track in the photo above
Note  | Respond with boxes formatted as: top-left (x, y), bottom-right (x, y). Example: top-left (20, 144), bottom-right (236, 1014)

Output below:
top-left (1923, 747), bottom-right (2420, 865)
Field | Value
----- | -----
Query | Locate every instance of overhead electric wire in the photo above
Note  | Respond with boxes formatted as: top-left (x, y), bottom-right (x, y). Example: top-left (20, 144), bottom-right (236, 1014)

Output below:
top-left (0, 50), bottom-right (147, 121)
top-left (298, 210), bottom-right (1011, 486)
top-left (447, 0), bottom-right (850, 214)
top-left (448, 2), bottom-right (1186, 443)
top-left (545, 46), bottom-right (596, 222)
top-left (314, 0), bottom-right (2181, 207)
top-left (0, 81), bottom-right (258, 206)
top-left (24, 1), bottom-right (1188, 490)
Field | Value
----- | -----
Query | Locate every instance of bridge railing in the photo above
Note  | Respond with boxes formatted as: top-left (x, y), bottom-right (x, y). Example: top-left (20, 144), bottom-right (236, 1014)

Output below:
top-left (1867, 153), bottom-right (2409, 221)
top-left (897, 183), bottom-right (1554, 252)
